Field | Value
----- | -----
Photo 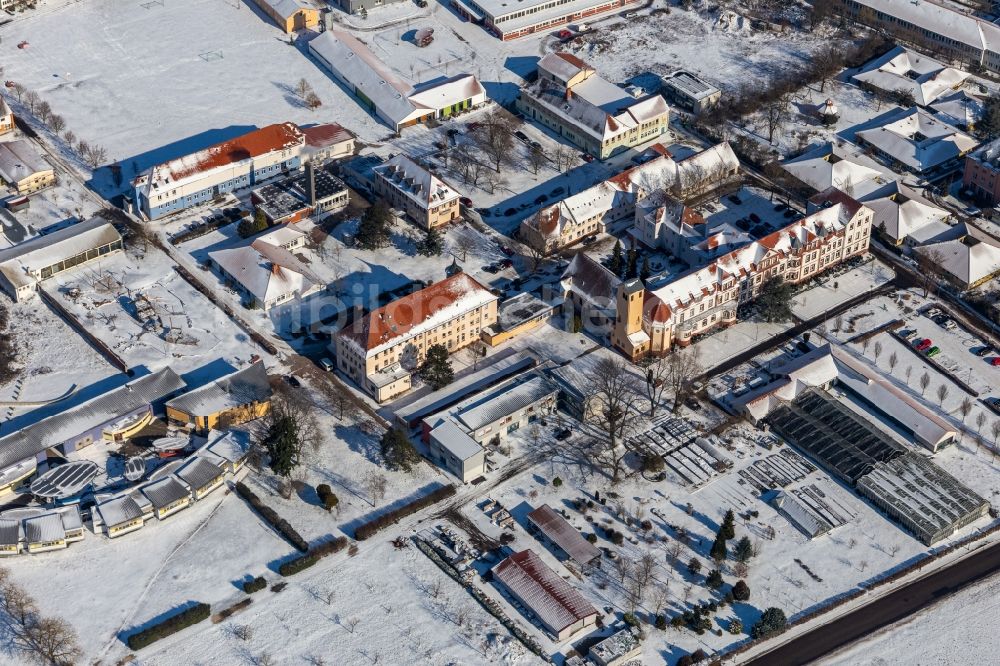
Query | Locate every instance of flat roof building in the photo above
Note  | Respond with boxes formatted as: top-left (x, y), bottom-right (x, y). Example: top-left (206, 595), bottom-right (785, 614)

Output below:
top-left (451, 0), bottom-right (640, 41)
top-left (428, 420), bottom-right (486, 483)
top-left (482, 292), bottom-right (554, 346)
top-left (662, 70), bottom-right (722, 114)
top-left (0, 218), bottom-right (123, 302)
top-left (252, 164), bottom-right (350, 224)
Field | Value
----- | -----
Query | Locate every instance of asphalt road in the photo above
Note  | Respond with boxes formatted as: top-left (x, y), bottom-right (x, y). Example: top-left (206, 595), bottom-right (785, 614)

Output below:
top-left (747, 540), bottom-right (1000, 666)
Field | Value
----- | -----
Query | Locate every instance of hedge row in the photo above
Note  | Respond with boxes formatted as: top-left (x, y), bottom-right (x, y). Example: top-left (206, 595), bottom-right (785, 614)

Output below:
top-left (127, 603), bottom-right (211, 650)
top-left (243, 577), bottom-right (266, 594)
top-left (236, 482), bottom-right (309, 552)
top-left (310, 536), bottom-right (349, 559)
top-left (355, 485), bottom-right (456, 541)
top-left (279, 554), bottom-right (318, 577)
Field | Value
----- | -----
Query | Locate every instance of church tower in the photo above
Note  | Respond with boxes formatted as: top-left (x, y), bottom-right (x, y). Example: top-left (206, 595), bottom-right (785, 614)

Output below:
top-left (612, 278), bottom-right (648, 361)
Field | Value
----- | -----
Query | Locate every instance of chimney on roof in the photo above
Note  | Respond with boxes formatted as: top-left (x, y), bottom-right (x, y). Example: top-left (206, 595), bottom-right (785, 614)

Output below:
top-left (305, 161), bottom-right (316, 207)
top-left (565, 87), bottom-right (573, 102)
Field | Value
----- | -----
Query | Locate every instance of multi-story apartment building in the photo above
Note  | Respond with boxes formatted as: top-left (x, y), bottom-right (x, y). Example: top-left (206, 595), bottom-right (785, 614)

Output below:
top-left (831, 0), bottom-right (1000, 73)
top-left (0, 97), bottom-right (13, 136)
top-left (450, 0), bottom-right (640, 41)
top-left (334, 273), bottom-right (499, 402)
top-left (520, 142), bottom-right (739, 254)
top-left (133, 123), bottom-right (306, 220)
top-left (610, 190), bottom-right (873, 360)
top-left (962, 137), bottom-right (1000, 205)
top-left (519, 145), bottom-right (674, 254)
top-left (372, 154), bottom-right (461, 229)
top-left (517, 52), bottom-right (669, 159)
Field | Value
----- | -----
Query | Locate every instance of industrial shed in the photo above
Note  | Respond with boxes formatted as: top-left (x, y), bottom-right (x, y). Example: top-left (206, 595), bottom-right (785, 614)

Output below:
top-left (492, 549), bottom-right (598, 641)
top-left (526, 504), bottom-right (601, 565)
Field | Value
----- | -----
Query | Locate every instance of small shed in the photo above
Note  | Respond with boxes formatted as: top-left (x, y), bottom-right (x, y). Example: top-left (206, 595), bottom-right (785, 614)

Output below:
top-left (141, 477), bottom-right (192, 520)
top-left (415, 27), bottom-right (434, 47)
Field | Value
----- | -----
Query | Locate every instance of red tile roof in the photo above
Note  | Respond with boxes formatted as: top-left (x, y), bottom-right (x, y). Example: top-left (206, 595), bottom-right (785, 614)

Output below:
top-left (493, 550), bottom-right (597, 634)
top-left (555, 52), bottom-right (591, 71)
top-left (302, 123), bottom-right (354, 149)
top-left (162, 123), bottom-right (305, 182)
top-left (339, 273), bottom-right (495, 352)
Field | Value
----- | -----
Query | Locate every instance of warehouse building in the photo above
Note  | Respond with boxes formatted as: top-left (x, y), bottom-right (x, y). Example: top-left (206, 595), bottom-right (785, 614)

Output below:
top-left (427, 420), bottom-right (486, 484)
top-left (527, 503), bottom-right (601, 565)
top-left (492, 549), bottom-right (598, 640)
top-left (0, 218), bottom-right (123, 302)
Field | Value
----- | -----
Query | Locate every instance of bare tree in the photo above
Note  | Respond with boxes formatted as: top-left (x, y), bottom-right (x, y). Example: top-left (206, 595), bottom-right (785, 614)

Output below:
top-left (63, 130), bottom-right (76, 148)
top-left (48, 114), bottom-right (65, 133)
top-left (305, 92), bottom-right (322, 111)
top-left (583, 357), bottom-right (638, 483)
top-left (959, 396), bottom-right (974, 424)
top-left (296, 78), bottom-right (312, 99)
top-left (919, 372), bottom-right (930, 396)
top-left (812, 44), bottom-right (844, 92)
top-left (344, 616), bottom-right (360, 634)
top-left (650, 581), bottom-right (670, 618)
top-left (527, 144), bottom-right (548, 176)
top-left (915, 248), bottom-right (945, 297)
top-left (761, 93), bottom-right (790, 144)
top-left (904, 365), bottom-right (913, 385)
top-left (887, 351), bottom-right (898, 374)
top-left (472, 109), bottom-right (517, 172)
top-left (0, 569), bottom-right (83, 666)
top-left (936, 384), bottom-right (949, 406)
top-left (977, 411), bottom-right (988, 436)
top-left (613, 556), bottom-right (633, 584)
top-left (642, 356), bottom-right (671, 418)
top-left (666, 350), bottom-right (702, 412)
top-left (992, 420), bottom-right (1000, 445)
top-left (363, 471), bottom-right (388, 506)
top-left (873, 341), bottom-right (883, 364)
top-left (24, 90), bottom-right (39, 114)
top-left (36, 101), bottom-right (51, 123)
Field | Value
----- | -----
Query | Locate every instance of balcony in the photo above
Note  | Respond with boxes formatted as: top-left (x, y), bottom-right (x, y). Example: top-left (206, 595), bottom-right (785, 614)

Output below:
top-left (676, 302), bottom-right (737, 336)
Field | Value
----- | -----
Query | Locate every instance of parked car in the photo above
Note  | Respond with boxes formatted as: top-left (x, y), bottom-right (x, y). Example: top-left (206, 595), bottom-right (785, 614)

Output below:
top-left (985, 397), bottom-right (1000, 415)
top-left (555, 428), bottom-right (572, 441)
top-left (901, 329), bottom-right (918, 340)
top-left (483, 264), bottom-right (500, 274)
top-left (783, 209), bottom-right (795, 218)
top-left (976, 346), bottom-right (993, 357)
top-left (515, 130), bottom-right (529, 143)
top-left (319, 358), bottom-right (334, 372)
top-left (915, 338), bottom-right (932, 351)
top-left (415, 0), bottom-right (428, 6)
top-left (459, 196), bottom-right (473, 207)
top-left (942, 319), bottom-right (958, 331)
top-left (925, 307), bottom-right (943, 318)
top-left (749, 212), bottom-right (762, 224)
top-left (557, 29), bottom-right (573, 39)
top-left (499, 244), bottom-right (514, 256)
top-left (284, 375), bottom-right (301, 388)
top-left (992, 357), bottom-right (1000, 367)
top-left (728, 194), bottom-right (742, 205)
top-left (499, 258), bottom-right (513, 269)
top-left (534, 194), bottom-right (549, 204)
top-left (582, 153), bottom-right (594, 162)
top-left (583, 234), bottom-right (599, 244)
top-left (447, 128), bottom-right (459, 137)
top-left (926, 346), bottom-right (941, 357)
top-left (685, 397), bottom-right (702, 411)
top-left (774, 202), bottom-right (787, 212)
top-left (551, 186), bottom-right (565, 196)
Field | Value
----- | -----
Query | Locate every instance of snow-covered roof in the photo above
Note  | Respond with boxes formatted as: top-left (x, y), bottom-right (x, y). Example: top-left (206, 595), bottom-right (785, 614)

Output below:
top-left (589, 628), bottom-right (641, 664)
top-left (373, 154), bottom-right (460, 209)
top-left (847, 0), bottom-right (1000, 55)
top-left (856, 108), bottom-right (979, 173)
top-left (166, 362), bottom-right (271, 418)
top-left (526, 150), bottom-right (676, 239)
top-left (736, 343), bottom-right (959, 450)
top-left (22, 512), bottom-right (65, 544)
top-left (561, 253), bottom-right (621, 312)
top-left (526, 504), bottom-right (601, 564)
top-left (141, 476), bottom-right (190, 509)
top-left (0, 98), bottom-right (11, 119)
top-left (429, 420), bottom-right (483, 461)
top-left (929, 90), bottom-right (984, 130)
top-left (852, 46), bottom-right (969, 106)
top-left (663, 70), bottom-right (720, 101)
top-left (0, 368), bottom-right (185, 473)
top-left (96, 493), bottom-right (145, 528)
top-left (133, 123), bottom-right (305, 196)
top-left (676, 142), bottom-right (739, 193)
top-left (781, 141), bottom-right (892, 197)
top-left (259, 224), bottom-right (306, 248)
top-left (650, 201), bottom-right (863, 313)
top-left (772, 490), bottom-right (832, 538)
top-left (0, 140), bottom-right (53, 185)
top-left (858, 181), bottom-right (951, 243)
top-left (526, 55), bottom-right (669, 142)
top-left (407, 74), bottom-right (486, 110)
top-left (0, 218), bottom-right (122, 289)
top-left (175, 456), bottom-right (225, 490)
top-left (338, 272), bottom-right (497, 356)
top-left (493, 549), bottom-right (598, 634)
top-left (203, 428), bottom-right (251, 464)
top-left (261, 0), bottom-right (316, 22)
top-left (915, 221), bottom-right (1000, 286)
top-left (452, 375), bottom-right (556, 432)
top-left (208, 235), bottom-right (322, 305)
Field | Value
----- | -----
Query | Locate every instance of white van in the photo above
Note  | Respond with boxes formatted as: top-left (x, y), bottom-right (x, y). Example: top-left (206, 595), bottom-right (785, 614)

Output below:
top-left (319, 358), bottom-right (334, 372)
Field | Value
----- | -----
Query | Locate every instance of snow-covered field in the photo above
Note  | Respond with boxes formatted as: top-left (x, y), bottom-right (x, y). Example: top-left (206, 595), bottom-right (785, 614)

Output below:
top-left (819, 571), bottom-right (1000, 666)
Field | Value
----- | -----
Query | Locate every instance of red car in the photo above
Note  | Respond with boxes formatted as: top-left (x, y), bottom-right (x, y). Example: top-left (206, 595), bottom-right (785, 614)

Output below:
top-left (991, 358), bottom-right (1000, 367)
top-left (915, 338), bottom-right (932, 351)
top-left (557, 29), bottom-right (573, 39)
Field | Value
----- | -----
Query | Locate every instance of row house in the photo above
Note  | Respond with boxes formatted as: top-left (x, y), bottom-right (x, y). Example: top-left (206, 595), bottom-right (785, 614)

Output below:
top-left (611, 190), bottom-right (873, 360)
top-left (334, 273), bottom-right (499, 402)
